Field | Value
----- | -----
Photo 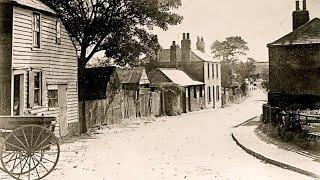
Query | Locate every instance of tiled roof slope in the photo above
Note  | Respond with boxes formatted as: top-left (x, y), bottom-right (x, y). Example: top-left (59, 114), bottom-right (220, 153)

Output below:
top-left (157, 48), bottom-right (219, 63)
top-left (192, 49), bottom-right (218, 63)
top-left (12, 0), bottom-right (56, 14)
top-left (268, 18), bottom-right (320, 46)
top-left (117, 67), bottom-right (149, 84)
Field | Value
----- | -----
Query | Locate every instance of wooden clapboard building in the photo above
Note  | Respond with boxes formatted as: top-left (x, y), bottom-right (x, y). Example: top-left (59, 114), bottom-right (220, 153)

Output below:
top-left (0, 0), bottom-right (79, 136)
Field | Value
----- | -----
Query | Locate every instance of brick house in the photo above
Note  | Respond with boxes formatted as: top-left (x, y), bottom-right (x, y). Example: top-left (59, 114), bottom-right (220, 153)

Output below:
top-left (148, 33), bottom-right (222, 109)
top-left (0, 0), bottom-right (79, 136)
top-left (267, 0), bottom-right (320, 109)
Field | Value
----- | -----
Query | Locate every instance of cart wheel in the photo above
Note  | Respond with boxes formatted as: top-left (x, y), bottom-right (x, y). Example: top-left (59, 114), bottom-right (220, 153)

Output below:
top-left (0, 125), bottom-right (60, 180)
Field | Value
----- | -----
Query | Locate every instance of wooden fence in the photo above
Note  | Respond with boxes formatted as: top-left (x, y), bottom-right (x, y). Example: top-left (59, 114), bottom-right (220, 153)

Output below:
top-left (85, 90), bottom-right (161, 128)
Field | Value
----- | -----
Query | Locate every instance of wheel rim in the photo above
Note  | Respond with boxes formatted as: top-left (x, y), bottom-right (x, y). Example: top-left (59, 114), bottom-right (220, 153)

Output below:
top-left (0, 125), bottom-right (60, 180)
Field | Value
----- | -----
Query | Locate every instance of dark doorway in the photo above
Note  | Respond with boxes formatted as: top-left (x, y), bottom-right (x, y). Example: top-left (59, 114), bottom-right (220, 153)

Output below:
top-left (13, 74), bottom-right (24, 115)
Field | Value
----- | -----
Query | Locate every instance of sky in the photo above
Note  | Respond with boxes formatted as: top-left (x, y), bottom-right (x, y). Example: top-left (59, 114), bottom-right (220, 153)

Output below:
top-left (153, 0), bottom-right (320, 62)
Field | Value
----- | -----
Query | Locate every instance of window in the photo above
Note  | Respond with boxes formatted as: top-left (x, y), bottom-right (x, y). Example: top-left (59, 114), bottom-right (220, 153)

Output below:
top-left (33, 13), bottom-right (41, 48)
top-left (212, 86), bottom-right (215, 102)
top-left (28, 71), bottom-right (46, 108)
top-left (212, 64), bottom-right (215, 79)
top-left (34, 72), bottom-right (41, 106)
top-left (216, 64), bottom-right (219, 78)
top-left (48, 90), bottom-right (58, 108)
top-left (136, 89), bottom-right (140, 101)
top-left (208, 86), bottom-right (211, 103)
top-left (199, 86), bottom-right (203, 97)
top-left (207, 63), bottom-right (210, 79)
top-left (217, 86), bottom-right (220, 101)
top-left (56, 20), bottom-right (61, 44)
top-left (193, 86), bottom-right (197, 98)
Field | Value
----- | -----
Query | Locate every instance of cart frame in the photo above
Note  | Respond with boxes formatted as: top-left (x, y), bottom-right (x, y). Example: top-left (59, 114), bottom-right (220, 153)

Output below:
top-left (0, 116), bottom-right (60, 180)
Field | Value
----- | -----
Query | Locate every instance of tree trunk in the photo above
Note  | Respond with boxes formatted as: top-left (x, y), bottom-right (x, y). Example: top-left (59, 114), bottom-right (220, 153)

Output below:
top-left (78, 58), bottom-right (87, 134)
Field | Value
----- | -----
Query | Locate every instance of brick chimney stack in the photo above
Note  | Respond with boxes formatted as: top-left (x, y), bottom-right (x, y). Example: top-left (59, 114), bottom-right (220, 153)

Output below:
top-left (293, 0), bottom-right (309, 31)
top-left (181, 33), bottom-right (191, 62)
top-left (170, 41), bottom-right (178, 66)
top-left (196, 36), bottom-right (205, 53)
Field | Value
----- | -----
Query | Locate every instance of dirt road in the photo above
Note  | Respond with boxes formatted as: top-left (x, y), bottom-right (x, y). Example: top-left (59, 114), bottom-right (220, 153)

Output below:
top-left (2, 90), bottom-right (310, 180)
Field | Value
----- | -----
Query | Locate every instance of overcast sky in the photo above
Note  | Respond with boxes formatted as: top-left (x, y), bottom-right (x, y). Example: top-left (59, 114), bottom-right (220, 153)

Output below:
top-left (153, 0), bottom-right (320, 62)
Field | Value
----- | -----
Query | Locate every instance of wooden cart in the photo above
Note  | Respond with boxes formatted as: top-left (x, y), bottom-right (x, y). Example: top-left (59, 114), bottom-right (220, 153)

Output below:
top-left (0, 116), bottom-right (60, 180)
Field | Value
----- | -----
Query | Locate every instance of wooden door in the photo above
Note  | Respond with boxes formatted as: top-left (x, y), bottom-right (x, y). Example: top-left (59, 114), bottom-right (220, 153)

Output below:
top-left (58, 85), bottom-right (68, 137)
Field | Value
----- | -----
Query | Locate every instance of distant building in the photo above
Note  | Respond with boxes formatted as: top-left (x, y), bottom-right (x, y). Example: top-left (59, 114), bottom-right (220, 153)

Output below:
top-left (0, 0), bottom-right (79, 137)
top-left (268, 0), bottom-right (320, 109)
top-left (254, 61), bottom-right (269, 77)
top-left (147, 33), bottom-right (222, 109)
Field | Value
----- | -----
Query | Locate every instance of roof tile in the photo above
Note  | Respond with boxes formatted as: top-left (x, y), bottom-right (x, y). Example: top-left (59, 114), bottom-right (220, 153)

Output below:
top-left (269, 18), bottom-right (320, 46)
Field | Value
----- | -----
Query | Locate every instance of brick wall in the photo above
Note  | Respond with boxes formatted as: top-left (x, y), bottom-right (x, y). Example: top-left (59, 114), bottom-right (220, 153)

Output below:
top-left (269, 44), bottom-right (320, 108)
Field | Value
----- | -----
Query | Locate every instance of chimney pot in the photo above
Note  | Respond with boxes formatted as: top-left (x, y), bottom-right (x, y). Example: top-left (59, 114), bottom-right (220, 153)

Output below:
top-left (293, 0), bottom-right (309, 30)
top-left (172, 41), bottom-right (176, 45)
top-left (303, 0), bottom-right (307, 10)
top-left (183, 33), bottom-right (186, 40)
top-left (296, 0), bottom-right (300, 11)
top-left (187, 33), bottom-right (190, 40)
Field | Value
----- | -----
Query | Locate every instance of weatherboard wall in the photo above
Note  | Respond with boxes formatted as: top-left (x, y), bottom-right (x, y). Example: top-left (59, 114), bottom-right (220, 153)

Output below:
top-left (11, 6), bottom-right (79, 135)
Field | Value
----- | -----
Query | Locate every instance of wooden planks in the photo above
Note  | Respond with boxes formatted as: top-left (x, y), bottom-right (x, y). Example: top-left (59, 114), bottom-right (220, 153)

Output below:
top-left (11, 6), bottom-right (79, 136)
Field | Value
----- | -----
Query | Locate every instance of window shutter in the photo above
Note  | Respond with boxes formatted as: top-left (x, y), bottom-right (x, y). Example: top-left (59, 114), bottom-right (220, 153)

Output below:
top-left (28, 71), bottom-right (35, 108)
top-left (41, 71), bottom-right (47, 106)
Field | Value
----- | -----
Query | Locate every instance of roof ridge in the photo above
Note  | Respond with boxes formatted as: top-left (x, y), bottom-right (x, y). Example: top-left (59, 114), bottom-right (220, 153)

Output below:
top-left (268, 17), bottom-right (320, 46)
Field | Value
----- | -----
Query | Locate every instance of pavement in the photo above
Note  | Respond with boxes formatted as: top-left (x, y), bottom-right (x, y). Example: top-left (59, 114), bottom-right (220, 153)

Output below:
top-left (232, 119), bottom-right (320, 179)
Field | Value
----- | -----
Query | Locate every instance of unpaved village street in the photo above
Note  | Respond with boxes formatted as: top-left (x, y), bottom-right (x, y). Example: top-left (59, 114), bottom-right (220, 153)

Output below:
top-left (17, 90), bottom-right (311, 180)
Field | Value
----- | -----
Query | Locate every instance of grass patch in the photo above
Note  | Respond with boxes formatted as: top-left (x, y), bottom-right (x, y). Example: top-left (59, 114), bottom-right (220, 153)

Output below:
top-left (258, 119), bottom-right (320, 153)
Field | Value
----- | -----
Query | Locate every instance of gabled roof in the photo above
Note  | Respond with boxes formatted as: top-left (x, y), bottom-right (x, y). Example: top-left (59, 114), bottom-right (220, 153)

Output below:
top-left (192, 49), bottom-right (219, 63)
top-left (117, 67), bottom-right (150, 85)
top-left (11, 0), bottom-right (56, 14)
top-left (268, 18), bottom-right (320, 46)
top-left (156, 48), bottom-right (219, 63)
top-left (159, 68), bottom-right (204, 87)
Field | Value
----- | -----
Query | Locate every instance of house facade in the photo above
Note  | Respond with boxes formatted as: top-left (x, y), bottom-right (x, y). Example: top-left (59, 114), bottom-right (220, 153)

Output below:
top-left (147, 68), bottom-right (205, 113)
top-left (148, 33), bottom-right (222, 109)
top-left (268, 0), bottom-right (320, 109)
top-left (0, 0), bottom-right (79, 136)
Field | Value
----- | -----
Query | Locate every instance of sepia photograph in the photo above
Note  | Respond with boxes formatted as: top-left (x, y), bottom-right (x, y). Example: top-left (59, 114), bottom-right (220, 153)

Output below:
top-left (0, 0), bottom-right (320, 179)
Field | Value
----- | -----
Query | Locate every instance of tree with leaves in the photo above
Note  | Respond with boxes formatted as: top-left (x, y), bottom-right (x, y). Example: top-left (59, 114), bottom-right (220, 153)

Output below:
top-left (41, 0), bottom-right (183, 133)
top-left (211, 36), bottom-right (249, 62)
top-left (211, 36), bottom-right (249, 94)
top-left (235, 57), bottom-right (257, 83)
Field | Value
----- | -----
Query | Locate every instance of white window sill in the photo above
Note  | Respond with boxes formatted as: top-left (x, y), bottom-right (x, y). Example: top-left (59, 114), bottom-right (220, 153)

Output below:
top-left (32, 105), bottom-right (44, 110)
top-left (31, 47), bottom-right (42, 51)
top-left (48, 107), bottom-right (59, 111)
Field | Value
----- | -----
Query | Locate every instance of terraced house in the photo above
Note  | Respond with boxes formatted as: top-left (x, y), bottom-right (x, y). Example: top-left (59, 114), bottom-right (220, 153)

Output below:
top-left (148, 33), bottom-right (222, 109)
top-left (0, 0), bottom-right (79, 137)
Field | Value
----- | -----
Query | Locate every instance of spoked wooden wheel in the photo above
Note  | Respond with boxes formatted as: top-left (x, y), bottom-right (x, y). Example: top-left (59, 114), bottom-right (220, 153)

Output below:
top-left (0, 125), bottom-right (60, 180)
